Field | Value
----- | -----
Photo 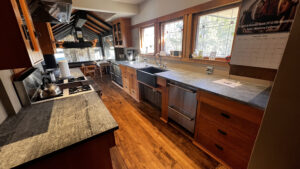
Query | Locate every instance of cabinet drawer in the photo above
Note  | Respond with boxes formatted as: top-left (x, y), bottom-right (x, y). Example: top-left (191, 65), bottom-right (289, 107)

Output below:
top-left (197, 114), bottom-right (254, 160)
top-left (197, 131), bottom-right (248, 169)
top-left (199, 102), bottom-right (260, 139)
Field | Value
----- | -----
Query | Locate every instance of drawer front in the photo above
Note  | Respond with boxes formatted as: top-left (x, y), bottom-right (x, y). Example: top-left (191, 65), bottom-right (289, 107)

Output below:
top-left (196, 131), bottom-right (248, 169)
top-left (197, 114), bottom-right (254, 160)
top-left (168, 106), bottom-right (195, 133)
top-left (123, 78), bottom-right (130, 93)
top-left (199, 102), bottom-right (260, 139)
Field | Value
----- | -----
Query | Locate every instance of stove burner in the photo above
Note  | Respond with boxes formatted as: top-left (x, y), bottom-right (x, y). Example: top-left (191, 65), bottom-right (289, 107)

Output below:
top-left (68, 76), bottom-right (85, 83)
top-left (69, 85), bottom-right (91, 95)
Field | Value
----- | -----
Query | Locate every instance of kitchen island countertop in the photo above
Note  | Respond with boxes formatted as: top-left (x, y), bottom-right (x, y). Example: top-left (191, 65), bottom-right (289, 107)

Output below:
top-left (0, 69), bottom-right (118, 169)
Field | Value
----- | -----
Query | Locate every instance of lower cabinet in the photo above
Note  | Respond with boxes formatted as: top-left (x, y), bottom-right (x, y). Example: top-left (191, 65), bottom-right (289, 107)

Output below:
top-left (120, 65), bottom-right (140, 101)
top-left (193, 90), bottom-right (263, 169)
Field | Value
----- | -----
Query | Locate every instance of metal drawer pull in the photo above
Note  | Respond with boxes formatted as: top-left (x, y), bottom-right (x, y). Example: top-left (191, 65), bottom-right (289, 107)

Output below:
top-left (168, 106), bottom-right (193, 121)
top-left (217, 129), bottom-right (227, 136)
top-left (167, 83), bottom-right (196, 93)
top-left (221, 113), bottom-right (230, 119)
top-left (215, 144), bottom-right (224, 151)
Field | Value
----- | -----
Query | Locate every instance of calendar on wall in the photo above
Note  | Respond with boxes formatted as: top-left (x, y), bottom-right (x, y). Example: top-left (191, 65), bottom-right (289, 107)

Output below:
top-left (230, 0), bottom-right (299, 69)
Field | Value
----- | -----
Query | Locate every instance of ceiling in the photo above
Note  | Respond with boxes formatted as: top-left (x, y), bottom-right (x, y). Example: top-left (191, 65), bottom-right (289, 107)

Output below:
top-left (52, 10), bottom-right (113, 41)
top-left (111, 0), bottom-right (145, 4)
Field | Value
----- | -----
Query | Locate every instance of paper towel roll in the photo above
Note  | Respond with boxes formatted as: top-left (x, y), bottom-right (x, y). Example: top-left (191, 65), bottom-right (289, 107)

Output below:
top-left (58, 60), bottom-right (71, 78)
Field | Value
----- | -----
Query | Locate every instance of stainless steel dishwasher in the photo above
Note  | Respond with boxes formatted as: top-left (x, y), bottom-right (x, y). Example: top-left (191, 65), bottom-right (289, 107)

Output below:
top-left (168, 82), bottom-right (197, 133)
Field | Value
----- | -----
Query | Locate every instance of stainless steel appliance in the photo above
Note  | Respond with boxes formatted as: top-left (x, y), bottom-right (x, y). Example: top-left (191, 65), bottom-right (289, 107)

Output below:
top-left (110, 62), bottom-right (123, 87)
top-left (168, 82), bottom-right (197, 133)
top-left (28, 0), bottom-right (72, 23)
top-left (14, 68), bottom-right (43, 106)
top-left (14, 69), bottom-right (94, 106)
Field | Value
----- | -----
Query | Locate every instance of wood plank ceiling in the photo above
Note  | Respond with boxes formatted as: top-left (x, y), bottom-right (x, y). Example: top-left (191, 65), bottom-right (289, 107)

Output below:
top-left (52, 10), bottom-right (112, 41)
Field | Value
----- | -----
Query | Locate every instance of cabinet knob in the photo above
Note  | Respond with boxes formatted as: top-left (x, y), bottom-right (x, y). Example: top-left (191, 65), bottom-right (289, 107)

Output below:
top-left (220, 112), bottom-right (230, 119)
top-left (215, 144), bottom-right (224, 151)
top-left (217, 129), bottom-right (227, 136)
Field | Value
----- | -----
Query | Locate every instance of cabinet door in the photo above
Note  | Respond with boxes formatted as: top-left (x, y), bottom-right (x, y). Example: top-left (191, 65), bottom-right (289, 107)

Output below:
top-left (16, 0), bottom-right (43, 65)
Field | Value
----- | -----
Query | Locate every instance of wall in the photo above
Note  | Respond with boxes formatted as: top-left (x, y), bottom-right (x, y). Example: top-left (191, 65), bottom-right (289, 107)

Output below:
top-left (0, 70), bottom-right (22, 124)
top-left (0, 99), bottom-right (8, 124)
top-left (247, 7), bottom-right (300, 169)
top-left (131, 0), bottom-right (210, 25)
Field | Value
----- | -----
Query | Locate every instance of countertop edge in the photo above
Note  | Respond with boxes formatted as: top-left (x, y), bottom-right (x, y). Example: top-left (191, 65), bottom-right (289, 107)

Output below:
top-left (13, 126), bottom-right (119, 168)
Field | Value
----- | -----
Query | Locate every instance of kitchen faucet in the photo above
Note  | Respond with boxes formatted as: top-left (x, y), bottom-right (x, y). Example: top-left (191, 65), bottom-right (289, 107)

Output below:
top-left (155, 53), bottom-right (167, 69)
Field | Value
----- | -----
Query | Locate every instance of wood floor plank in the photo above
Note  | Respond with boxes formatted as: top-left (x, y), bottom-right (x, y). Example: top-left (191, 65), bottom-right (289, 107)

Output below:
top-left (95, 76), bottom-right (219, 169)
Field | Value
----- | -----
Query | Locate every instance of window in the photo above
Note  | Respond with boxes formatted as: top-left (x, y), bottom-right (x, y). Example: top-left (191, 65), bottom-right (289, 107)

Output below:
top-left (62, 47), bottom-right (103, 63)
top-left (161, 19), bottom-right (183, 56)
top-left (194, 7), bottom-right (239, 59)
top-left (103, 35), bottom-right (115, 60)
top-left (140, 26), bottom-right (155, 54)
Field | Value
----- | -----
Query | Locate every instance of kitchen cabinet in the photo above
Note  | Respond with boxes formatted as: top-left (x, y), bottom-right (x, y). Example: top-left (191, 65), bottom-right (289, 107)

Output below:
top-left (193, 90), bottom-right (263, 169)
top-left (112, 18), bottom-right (132, 48)
top-left (34, 22), bottom-right (56, 54)
top-left (120, 65), bottom-right (139, 101)
top-left (0, 0), bottom-right (43, 70)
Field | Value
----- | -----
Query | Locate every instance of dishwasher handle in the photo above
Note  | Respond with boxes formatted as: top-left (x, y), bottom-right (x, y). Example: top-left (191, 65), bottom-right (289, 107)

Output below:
top-left (168, 83), bottom-right (196, 93)
top-left (168, 106), bottom-right (194, 121)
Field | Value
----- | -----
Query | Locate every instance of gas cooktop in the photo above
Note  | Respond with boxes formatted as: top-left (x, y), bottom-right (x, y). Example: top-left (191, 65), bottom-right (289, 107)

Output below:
top-left (69, 85), bottom-right (92, 95)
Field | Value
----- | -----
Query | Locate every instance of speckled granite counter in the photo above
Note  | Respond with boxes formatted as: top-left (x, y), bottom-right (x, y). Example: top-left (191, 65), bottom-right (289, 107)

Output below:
top-left (115, 61), bottom-right (271, 110)
top-left (0, 70), bottom-right (118, 169)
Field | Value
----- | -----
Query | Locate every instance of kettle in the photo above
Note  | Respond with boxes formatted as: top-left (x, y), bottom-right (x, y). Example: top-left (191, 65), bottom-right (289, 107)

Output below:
top-left (42, 77), bottom-right (62, 97)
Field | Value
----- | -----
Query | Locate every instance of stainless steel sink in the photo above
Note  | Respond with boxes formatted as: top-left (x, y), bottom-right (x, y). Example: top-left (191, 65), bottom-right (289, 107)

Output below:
top-left (137, 67), bottom-right (168, 88)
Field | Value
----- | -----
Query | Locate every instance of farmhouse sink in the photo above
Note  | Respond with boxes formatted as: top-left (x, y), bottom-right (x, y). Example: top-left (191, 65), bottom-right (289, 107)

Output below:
top-left (137, 67), bottom-right (168, 88)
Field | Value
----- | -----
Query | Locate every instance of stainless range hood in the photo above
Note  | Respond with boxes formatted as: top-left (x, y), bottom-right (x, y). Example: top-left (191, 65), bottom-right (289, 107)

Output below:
top-left (28, 0), bottom-right (72, 23)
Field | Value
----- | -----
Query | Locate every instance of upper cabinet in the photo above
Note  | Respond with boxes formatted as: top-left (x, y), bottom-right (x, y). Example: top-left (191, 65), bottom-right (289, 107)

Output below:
top-left (112, 18), bottom-right (132, 48)
top-left (34, 22), bottom-right (56, 55)
top-left (0, 0), bottom-right (43, 70)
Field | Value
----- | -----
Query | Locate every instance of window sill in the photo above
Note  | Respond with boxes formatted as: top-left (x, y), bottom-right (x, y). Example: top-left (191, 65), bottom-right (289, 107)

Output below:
top-left (140, 55), bottom-right (229, 67)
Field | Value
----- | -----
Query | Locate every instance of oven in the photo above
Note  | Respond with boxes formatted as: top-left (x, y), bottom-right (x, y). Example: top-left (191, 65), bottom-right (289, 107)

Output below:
top-left (168, 82), bottom-right (197, 133)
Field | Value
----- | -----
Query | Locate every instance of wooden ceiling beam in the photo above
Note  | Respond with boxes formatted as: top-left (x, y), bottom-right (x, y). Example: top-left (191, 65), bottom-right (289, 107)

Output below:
top-left (87, 15), bottom-right (112, 31)
top-left (83, 25), bottom-right (101, 34)
top-left (86, 21), bottom-right (105, 32)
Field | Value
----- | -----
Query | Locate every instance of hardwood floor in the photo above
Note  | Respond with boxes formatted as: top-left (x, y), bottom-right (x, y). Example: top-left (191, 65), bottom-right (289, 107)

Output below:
top-left (94, 76), bottom-right (220, 169)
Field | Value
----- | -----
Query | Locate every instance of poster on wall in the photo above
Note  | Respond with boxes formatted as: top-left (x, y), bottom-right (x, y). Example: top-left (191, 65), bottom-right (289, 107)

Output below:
top-left (230, 0), bottom-right (299, 69)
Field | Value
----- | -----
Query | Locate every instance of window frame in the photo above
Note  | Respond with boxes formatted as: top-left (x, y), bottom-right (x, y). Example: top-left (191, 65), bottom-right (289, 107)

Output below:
top-left (191, 4), bottom-right (240, 61)
top-left (160, 18), bottom-right (184, 57)
top-left (139, 25), bottom-right (155, 55)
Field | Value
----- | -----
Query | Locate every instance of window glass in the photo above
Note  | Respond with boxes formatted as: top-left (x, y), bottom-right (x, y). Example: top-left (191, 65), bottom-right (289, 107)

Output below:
top-left (161, 20), bottom-right (183, 56)
top-left (195, 7), bottom-right (239, 59)
top-left (54, 47), bottom-right (103, 63)
top-left (140, 26), bottom-right (155, 54)
top-left (103, 35), bottom-right (115, 60)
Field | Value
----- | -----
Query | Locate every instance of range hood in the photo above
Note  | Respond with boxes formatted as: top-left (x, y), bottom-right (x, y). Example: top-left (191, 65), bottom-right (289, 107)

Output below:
top-left (28, 0), bottom-right (72, 23)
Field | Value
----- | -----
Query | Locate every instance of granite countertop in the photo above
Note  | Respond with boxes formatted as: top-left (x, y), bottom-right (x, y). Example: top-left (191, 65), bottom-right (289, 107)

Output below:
top-left (116, 61), bottom-right (271, 110)
top-left (0, 69), bottom-right (118, 169)
top-left (155, 70), bottom-right (270, 110)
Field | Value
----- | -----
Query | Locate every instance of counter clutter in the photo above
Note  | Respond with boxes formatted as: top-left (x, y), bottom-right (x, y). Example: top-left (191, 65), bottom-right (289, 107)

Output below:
top-left (0, 68), bottom-right (118, 169)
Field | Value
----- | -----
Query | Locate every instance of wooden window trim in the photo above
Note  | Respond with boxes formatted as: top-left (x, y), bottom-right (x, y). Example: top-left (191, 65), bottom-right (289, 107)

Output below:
top-left (140, 25), bottom-right (155, 55)
top-left (140, 54), bottom-right (230, 67)
top-left (191, 3), bottom-right (241, 62)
